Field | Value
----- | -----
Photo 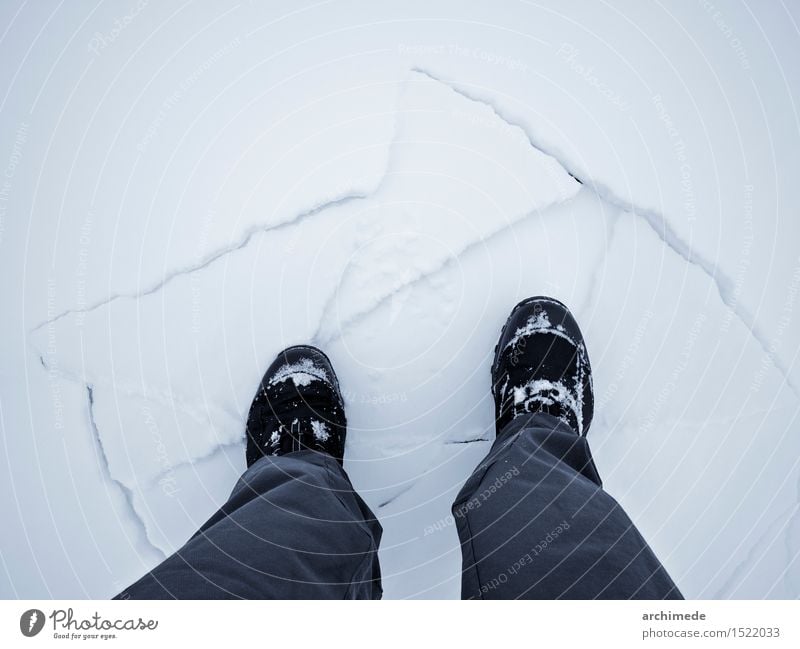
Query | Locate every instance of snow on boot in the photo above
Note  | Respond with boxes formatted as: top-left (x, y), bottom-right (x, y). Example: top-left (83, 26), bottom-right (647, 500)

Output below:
top-left (245, 345), bottom-right (347, 467)
top-left (492, 296), bottom-right (593, 436)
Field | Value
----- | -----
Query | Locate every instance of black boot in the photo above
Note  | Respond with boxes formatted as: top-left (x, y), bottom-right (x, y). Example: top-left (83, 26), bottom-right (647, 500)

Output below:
top-left (245, 345), bottom-right (347, 467)
top-left (492, 296), bottom-right (593, 436)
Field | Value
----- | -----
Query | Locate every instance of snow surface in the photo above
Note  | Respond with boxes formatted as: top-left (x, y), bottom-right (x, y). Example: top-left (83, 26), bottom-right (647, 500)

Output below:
top-left (1, 0), bottom-right (800, 599)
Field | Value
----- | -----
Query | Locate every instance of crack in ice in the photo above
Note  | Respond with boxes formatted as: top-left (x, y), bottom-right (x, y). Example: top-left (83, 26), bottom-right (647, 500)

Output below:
top-left (411, 67), bottom-right (799, 400)
top-left (444, 437), bottom-right (493, 445)
top-left (314, 204), bottom-right (567, 346)
top-left (29, 190), bottom-right (374, 336)
top-left (38, 352), bottom-right (240, 435)
top-left (377, 480), bottom-right (422, 509)
top-left (86, 385), bottom-right (166, 561)
top-left (149, 440), bottom-right (244, 486)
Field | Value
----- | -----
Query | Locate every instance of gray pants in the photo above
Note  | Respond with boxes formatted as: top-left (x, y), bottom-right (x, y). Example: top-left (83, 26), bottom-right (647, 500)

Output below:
top-left (118, 413), bottom-right (680, 599)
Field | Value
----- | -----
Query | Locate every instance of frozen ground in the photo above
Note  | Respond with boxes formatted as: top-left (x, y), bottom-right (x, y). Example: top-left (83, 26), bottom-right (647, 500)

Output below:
top-left (1, 0), bottom-right (799, 599)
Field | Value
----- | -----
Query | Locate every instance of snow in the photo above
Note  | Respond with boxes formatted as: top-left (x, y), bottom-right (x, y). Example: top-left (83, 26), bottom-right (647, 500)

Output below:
top-left (269, 358), bottom-right (330, 388)
top-left (511, 378), bottom-right (582, 432)
top-left (2, 0), bottom-right (799, 599)
top-left (310, 420), bottom-right (331, 443)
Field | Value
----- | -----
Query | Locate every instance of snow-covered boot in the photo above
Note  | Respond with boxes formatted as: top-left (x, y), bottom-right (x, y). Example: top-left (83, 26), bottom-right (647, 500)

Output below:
top-left (492, 296), bottom-right (593, 436)
top-left (245, 345), bottom-right (347, 467)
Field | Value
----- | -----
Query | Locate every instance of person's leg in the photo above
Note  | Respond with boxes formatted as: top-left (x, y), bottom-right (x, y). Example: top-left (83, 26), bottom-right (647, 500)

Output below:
top-left (453, 297), bottom-right (681, 599)
top-left (453, 413), bottom-right (679, 599)
top-left (116, 346), bottom-right (382, 599)
top-left (118, 451), bottom-right (381, 599)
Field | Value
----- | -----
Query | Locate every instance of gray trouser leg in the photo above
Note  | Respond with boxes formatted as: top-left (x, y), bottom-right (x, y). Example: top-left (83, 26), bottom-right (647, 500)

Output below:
top-left (117, 451), bottom-right (382, 599)
top-left (453, 413), bottom-right (681, 599)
